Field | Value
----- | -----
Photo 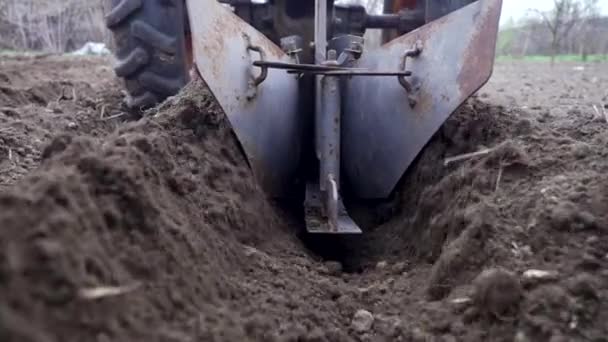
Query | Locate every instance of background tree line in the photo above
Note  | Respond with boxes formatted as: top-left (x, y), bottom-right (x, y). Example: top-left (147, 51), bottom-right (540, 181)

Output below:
top-left (498, 0), bottom-right (608, 62)
top-left (0, 0), bottom-right (109, 53)
top-left (2, 0), bottom-right (606, 61)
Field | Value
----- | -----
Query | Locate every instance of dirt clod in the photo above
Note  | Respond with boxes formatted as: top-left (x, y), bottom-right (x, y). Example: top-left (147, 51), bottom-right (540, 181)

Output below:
top-left (351, 309), bottom-right (374, 333)
top-left (471, 268), bottom-right (522, 320)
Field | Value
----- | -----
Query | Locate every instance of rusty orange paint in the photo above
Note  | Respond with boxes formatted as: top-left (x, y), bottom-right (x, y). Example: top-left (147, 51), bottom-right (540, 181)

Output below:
top-left (185, 33), bottom-right (193, 72)
top-left (457, 0), bottom-right (502, 96)
top-left (392, 0), bottom-right (416, 12)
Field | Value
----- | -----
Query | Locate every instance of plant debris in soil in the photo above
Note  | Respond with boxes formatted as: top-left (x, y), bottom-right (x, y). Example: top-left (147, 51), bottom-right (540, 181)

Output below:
top-left (1, 56), bottom-right (608, 342)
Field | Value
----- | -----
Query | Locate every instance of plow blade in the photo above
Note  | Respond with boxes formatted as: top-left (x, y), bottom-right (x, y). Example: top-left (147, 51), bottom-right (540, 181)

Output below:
top-left (342, 0), bottom-right (502, 198)
top-left (186, 0), bottom-right (303, 197)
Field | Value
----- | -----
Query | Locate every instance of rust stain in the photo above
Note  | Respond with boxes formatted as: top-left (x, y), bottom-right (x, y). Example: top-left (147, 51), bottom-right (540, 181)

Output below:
top-left (413, 87), bottom-right (433, 117)
top-left (457, 0), bottom-right (503, 96)
top-left (392, 0), bottom-right (417, 11)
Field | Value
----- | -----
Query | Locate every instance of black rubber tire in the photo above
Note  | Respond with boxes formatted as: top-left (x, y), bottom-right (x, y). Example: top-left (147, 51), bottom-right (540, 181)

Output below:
top-left (105, 0), bottom-right (189, 110)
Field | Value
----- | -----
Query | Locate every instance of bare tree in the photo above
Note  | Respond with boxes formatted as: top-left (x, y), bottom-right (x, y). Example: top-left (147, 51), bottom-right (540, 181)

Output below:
top-left (577, 0), bottom-right (600, 61)
top-left (532, 0), bottom-right (581, 65)
top-left (0, 0), bottom-right (108, 53)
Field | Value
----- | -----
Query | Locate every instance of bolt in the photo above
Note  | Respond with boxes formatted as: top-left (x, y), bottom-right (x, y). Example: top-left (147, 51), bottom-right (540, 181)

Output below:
top-left (327, 49), bottom-right (337, 61)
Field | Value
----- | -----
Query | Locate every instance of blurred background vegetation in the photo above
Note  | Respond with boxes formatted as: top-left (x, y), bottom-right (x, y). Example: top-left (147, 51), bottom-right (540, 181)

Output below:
top-left (0, 0), bottom-right (606, 63)
top-left (497, 0), bottom-right (607, 63)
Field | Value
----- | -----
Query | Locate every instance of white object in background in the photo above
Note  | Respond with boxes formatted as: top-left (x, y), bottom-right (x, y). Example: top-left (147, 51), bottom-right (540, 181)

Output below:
top-left (72, 42), bottom-right (111, 56)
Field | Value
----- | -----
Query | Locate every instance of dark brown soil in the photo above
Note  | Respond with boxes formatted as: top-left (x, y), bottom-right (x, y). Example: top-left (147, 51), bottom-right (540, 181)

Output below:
top-left (0, 55), bottom-right (123, 189)
top-left (1, 56), bottom-right (608, 342)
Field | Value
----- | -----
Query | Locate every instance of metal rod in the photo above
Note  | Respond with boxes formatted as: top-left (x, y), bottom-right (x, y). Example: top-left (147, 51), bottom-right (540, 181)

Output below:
top-left (287, 70), bottom-right (412, 76)
top-left (320, 73), bottom-right (341, 230)
top-left (253, 61), bottom-right (359, 71)
top-left (315, 0), bottom-right (328, 160)
top-left (314, 0), bottom-right (327, 64)
top-left (365, 14), bottom-right (401, 28)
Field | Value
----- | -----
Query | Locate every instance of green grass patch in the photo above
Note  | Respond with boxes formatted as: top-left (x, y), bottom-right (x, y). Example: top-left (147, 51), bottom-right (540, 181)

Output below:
top-left (497, 54), bottom-right (608, 63)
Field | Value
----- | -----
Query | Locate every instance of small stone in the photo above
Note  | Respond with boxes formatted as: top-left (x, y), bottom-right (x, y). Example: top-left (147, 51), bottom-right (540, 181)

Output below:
top-left (351, 309), bottom-right (374, 333)
top-left (67, 121), bottom-right (78, 129)
top-left (376, 261), bottom-right (388, 269)
top-left (586, 235), bottom-right (599, 244)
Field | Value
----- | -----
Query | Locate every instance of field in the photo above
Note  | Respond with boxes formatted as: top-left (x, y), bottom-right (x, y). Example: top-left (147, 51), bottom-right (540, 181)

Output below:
top-left (1, 55), bottom-right (608, 341)
top-left (496, 55), bottom-right (608, 63)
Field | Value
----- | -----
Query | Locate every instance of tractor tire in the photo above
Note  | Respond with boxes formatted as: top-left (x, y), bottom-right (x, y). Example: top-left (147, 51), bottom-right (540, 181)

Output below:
top-left (105, 0), bottom-right (189, 111)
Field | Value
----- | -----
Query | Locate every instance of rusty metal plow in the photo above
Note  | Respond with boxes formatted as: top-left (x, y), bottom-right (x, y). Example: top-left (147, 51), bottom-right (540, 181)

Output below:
top-left (186, 0), bottom-right (502, 234)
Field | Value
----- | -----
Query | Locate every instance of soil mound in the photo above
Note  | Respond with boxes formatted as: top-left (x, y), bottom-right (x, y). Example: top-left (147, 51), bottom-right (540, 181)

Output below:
top-left (356, 95), bottom-right (608, 340)
top-left (0, 82), bottom-right (307, 341)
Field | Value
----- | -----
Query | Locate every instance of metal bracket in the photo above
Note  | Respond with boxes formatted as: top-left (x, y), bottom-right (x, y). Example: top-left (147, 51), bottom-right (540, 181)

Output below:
top-left (328, 35), bottom-right (364, 63)
top-left (398, 40), bottom-right (423, 107)
top-left (280, 35), bottom-right (303, 64)
top-left (244, 34), bottom-right (268, 100)
top-left (305, 46), bottom-right (362, 234)
top-left (342, 0), bottom-right (503, 199)
top-left (246, 43), bottom-right (268, 87)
